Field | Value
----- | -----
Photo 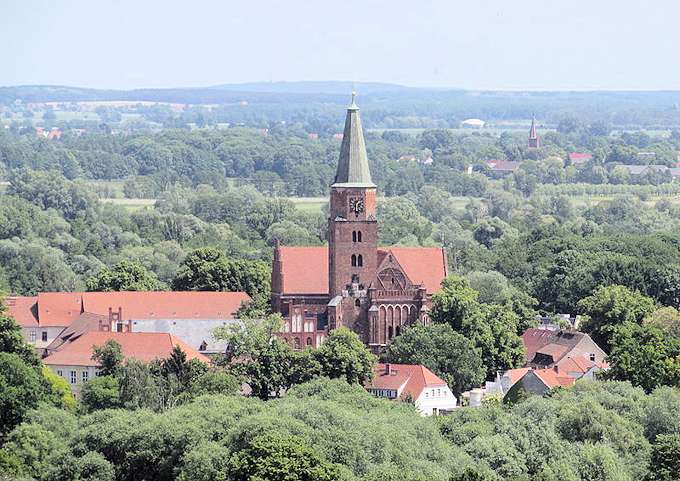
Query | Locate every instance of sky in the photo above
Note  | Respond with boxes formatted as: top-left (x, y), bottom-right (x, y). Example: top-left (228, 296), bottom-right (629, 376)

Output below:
top-left (2, 0), bottom-right (680, 91)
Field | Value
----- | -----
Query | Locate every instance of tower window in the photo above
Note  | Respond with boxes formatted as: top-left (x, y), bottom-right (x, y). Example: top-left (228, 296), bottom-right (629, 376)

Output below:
top-left (351, 254), bottom-right (357, 267)
top-left (352, 231), bottom-right (357, 242)
top-left (357, 231), bottom-right (362, 242)
top-left (355, 299), bottom-right (361, 307)
top-left (357, 254), bottom-right (363, 267)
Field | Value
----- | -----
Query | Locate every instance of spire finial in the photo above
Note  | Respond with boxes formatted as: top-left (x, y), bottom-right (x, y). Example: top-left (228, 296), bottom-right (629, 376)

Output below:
top-left (349, 88), bottom-right (358, 109)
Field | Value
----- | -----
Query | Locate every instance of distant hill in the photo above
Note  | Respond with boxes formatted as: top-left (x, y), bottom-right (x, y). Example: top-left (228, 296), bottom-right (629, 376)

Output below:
top-left (208, 81), bottom-right (414, 95)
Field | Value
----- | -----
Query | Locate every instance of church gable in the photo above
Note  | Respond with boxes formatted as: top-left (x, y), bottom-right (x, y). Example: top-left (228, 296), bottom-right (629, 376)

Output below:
top-left (375, 250), bottom-right (414, 291)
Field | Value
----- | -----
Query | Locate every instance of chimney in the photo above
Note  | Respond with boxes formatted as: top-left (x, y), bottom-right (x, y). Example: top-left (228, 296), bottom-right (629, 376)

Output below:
top-left (385, 363), bottom-right (392, 375)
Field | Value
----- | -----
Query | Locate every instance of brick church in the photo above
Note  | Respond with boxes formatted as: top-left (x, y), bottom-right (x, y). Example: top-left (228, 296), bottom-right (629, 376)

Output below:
top-left (271, 94), bottom-right (448, 353)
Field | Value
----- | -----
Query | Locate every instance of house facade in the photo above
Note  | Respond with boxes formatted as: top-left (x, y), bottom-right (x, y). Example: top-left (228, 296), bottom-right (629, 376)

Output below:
top-left (365, 363), bottom-right (457, 416)
top-left (271, 95), bottom-right (448, 353)
top-left (43, 331), bottom-right (209, 395)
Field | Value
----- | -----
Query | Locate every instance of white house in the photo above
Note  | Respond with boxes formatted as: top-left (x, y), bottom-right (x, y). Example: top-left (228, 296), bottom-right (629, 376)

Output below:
top-left (365, 363), bottom-right (457, 416)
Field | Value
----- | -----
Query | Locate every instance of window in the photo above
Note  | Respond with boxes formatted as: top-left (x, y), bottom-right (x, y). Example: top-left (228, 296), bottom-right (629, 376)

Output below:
top-left (352, 231), bottom-right (357, 242)
top-left (388, 326), bottom-right (393, 340)
top-left (357, 231), bottom-right (362, 242)
top-left (57, 370), bottom-right (63, 377)
top-left (351, 254), bottom-right (357, 267)
top-left (70, 371), bottom-right (77, 384)
top-left (29, 330), bottom-right (36, 342)
top-left (82, 371), bottom-right (89, 383)
top-left (589, 353), bottom-right (596, 362)
top-left (294, 337), bottom-right (301, 350)
top-left (306, 337), bottom-right (313, 346)
top-left (357, 254), bottom-right (363, 267)
top-left (41, 331), bottom-right (48, 342)
top-left (355, 299), bottom-right (361, 307)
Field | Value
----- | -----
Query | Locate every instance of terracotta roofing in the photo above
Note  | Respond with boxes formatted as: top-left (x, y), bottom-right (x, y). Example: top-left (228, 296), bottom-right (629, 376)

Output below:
top-left (522, 328), bottom-right (588, 365)
top-left (45, 312), bottom-right (108, 352)
top-left (277, 246), bottom-right (447, 296)
top-left (333, 94), bottom-right (374, 187)
top-left (568, 152), bottom-right (593, 164)
top-left (486, 160), bottom-right (521, 172)
top-left (366, 363), bottom-right (447, 399)
top-left (503, 367), bottom-right (530, 385)
top-left (8, 291), bottom-right (250, 328)
top-left (531, 368), bottom-right (576, 389)
top-left (43, 331), bottom-right (210, 367)
top-left (4, 296), bottom-right (39, 327)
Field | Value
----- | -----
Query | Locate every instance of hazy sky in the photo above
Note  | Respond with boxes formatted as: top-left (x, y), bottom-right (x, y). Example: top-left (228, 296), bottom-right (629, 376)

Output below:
top-left (2, 0), bottom-right (679, 90)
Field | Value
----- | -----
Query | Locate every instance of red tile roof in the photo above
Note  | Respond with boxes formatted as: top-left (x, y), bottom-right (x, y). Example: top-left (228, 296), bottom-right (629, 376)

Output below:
top-left (522, 328), bottom-right (587, 365)
top-left (4, 296), bottom-right (39, 327)
top-left (486, 160), bottom-right (521, 172)
top-left (9, 291), bottom-right (250, 328)
top-left (277, 246), bottom-right (447, 295)
top-left (532, 368), bottom-right (576, 389)
top-left (503, 367), bottom-right (530, 385)
top-left (43, 331), bottom-right (210, 367)
top-left (367, 363), bottom-right (447, 399)
top-left (568, 152), bottom-right (592, 164)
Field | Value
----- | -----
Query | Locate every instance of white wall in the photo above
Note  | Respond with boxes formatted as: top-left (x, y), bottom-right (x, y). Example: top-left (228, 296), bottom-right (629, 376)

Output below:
top-left (415, 385), bottom-right (457, 416)
top-left (23, 326), bottom-right (65, 349)
top-left (47, 364), bottom-right (99, 396)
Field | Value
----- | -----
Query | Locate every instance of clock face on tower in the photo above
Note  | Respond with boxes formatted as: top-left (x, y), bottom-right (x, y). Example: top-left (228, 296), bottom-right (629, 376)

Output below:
top-left (349, 197), bottom-right (364, 216)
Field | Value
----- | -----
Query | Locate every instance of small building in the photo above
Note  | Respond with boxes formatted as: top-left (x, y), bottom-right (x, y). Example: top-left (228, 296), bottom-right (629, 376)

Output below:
top-left (568, 152), bottom-right (592, 165)
top-left (485, 159), bottom-right (522, 176)
top-left (43, 331), bottom-right (209, 394)
top-left (523, 328), bottom-right (607, 369)
top-left (504, 367), bottom-right (576, 401)
top-left (365, 363), bottom-right (457, 415)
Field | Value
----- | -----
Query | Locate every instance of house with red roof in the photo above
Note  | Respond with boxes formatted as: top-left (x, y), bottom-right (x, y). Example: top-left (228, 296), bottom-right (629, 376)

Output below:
top-left (568, 152), bottom-right (593, 165)
top-left (5, 291), bottom-right (249, 355)
top-left (485, 160), bottom-right (522, 176)
top-left (271, 96), bottom-right (448, 352)
top-left (43, 331), bottom-right (209, 394)
top-left (365, 363), bottom-right (457, 415)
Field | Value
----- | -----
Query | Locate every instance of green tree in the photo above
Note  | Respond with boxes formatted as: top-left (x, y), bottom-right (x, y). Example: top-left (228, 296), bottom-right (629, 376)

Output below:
top-left (0, 352), bottom-right (44, 437)
top-left (383, 323), bottom-right (484, 396)
top-left (80, 376), bottom-right (121, 412)
top-left (227, 433), bottom-right (341, 481)
top-left (647, 434), bottom-right (680, 481)
top-left (578, 285), bottom-right (657, 350)
top-left (171, 247), bottom-right (270, 300)
top-left (605, 322), bottom-right (680, 392)
top-left (86, 260), bottom-right (163, 291)
top-left (189, 370), bottom-right (239, 397)
top-left (42, 366), bottom-right (76, 411)
top-left (313, 327), bottom-right (376, 385)
top-left (0, 301), bottom-right (40, 367)
top-left (430, 275), bottom-right (480, 330)
top-left (91, 339), bottom-right (123, 376)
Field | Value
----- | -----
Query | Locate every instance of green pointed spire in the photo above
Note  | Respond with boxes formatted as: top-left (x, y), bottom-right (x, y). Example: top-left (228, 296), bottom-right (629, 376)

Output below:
top-left (332, 92), bottom-right (375, 187)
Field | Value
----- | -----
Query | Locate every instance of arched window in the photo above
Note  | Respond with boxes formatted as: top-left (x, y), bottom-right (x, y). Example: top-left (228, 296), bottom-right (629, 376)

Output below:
top-left (396, 326), bottom-right (401, 336)
top-left (352, 231), bottom-right (357, 242)
top-left (306, 337), bottom-right (313, 346)
top-left (357, 254), bottom-right (363, 267)
top-left (351, 254), bottom-right (357, 267)
top-left (388, 326), bottom-right (393, 340)
top-left (294, 337), bottom-right (301, 350)
top-left (357, 231), bottom-right (362, 242)
top-left (355, 299), bottom-right (361, 307)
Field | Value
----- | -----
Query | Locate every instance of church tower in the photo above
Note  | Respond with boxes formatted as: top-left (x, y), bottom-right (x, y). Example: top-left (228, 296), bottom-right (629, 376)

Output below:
top-left (528, 115), bottom-right (540, 148)
top-left (328, 93), bottom-right (378, 303)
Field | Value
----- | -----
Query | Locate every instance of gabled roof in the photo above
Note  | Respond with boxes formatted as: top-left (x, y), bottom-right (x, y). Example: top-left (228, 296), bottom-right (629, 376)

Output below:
top-left (4, 296), bottom-right (39, 327)
top-left (276, 246), bottom-right (447, 296)
top-left (332, 94), bottom-right (374, 187)
top-left (523, 328), bottom-right (588, 364)
top-left (43, 331), bottom-right (210, 367)
top-left (531, 368), bottom-right (576, 389)
top-left (8, 291), bottom-right (250, 328)
top-left (568, 152), bottom-right (593, 164)
top-left (503, 367), bottom-right (530, 385)
top-left (486, 160), bottom-right (521, 172)
top-left (366, 363), bottom-right (447, 399)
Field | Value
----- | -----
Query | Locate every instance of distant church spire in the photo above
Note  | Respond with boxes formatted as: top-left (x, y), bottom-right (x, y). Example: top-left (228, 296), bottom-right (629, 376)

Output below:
top-left (333, 92), bottom-right (375, 186)
top-left (528, 114), bottom-right (540, 148)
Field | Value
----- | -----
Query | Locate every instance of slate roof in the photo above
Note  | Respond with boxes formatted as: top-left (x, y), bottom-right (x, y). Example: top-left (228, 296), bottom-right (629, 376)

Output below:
top-left (276, 246), bottom-right (448, 296)
top-left (366, 363), bottom-right (448, 399)
top-left (43, 331), bottom-right (210, 367)
top-left (6, 291), bottom-right (250, 327)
